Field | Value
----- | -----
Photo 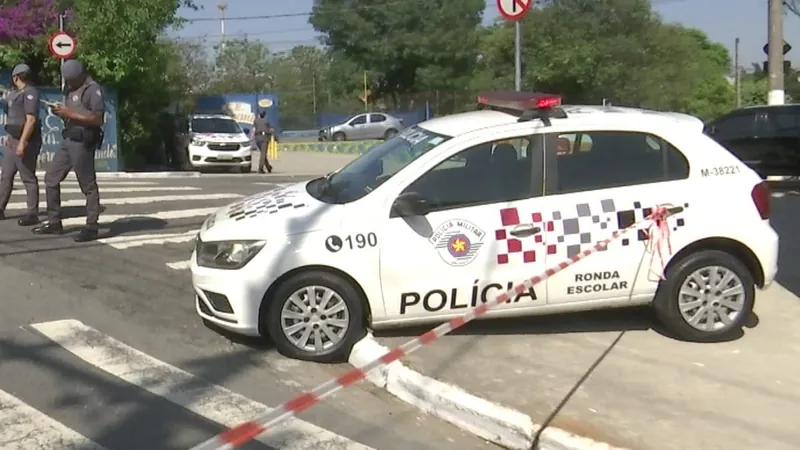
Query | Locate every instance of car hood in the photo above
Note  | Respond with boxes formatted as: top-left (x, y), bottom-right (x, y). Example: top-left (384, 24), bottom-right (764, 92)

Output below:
top-left (198, 182), bottom-right (338, 241)
top-left (193, 132), bottom-right (249, 142)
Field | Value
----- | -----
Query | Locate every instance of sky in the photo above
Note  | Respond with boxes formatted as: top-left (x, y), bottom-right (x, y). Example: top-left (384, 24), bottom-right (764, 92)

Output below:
top-left (172, 0), bottom-right (800, 68)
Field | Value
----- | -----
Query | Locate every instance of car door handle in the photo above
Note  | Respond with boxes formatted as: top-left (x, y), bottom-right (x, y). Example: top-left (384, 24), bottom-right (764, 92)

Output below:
top-left (509, 224), bottom-right (541, 237)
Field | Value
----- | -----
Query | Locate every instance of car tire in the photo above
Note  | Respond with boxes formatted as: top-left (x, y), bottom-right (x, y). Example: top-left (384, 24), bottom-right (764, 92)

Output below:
top-left (240, 165), bottom-right (252, 173)
top-left (265, 270), bottom-right (367, 362)
top-left (652, 249), bottom-right (755, 342)
top-left (332, 132), bottom-right (346, 141)
top-left (383, 128), bottom-right (397, 140)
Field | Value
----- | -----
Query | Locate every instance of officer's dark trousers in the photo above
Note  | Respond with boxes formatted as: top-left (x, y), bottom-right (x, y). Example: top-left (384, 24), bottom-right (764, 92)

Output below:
top-left (0, 138), bottom-right (40, 216)
top-left (257, 139), bottom-right (272, 172)
top-left (45, 140), bottom-right (100, 229)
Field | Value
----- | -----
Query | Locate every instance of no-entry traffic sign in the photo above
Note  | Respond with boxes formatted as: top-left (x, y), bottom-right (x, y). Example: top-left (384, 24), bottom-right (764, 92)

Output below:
top-left (48, 31), bottom-right (77, 59)
top-left (497, 0), bottom-right (532, 21)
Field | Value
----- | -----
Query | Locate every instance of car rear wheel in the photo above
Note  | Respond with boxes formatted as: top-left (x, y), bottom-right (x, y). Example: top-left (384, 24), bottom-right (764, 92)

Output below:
top-left (653, 250), bottom-right (754, 342)
top-left (332, 132), bottom-right (346, 141)
top-left (265, 270), bottom-right (367, 362)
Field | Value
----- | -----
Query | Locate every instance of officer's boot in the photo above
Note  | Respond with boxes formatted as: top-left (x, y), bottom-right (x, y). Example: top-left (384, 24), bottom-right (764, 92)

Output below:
top-left (74, 227), bottom-right (98, 243)
top-left (17, 215), bottom-right (39, 226)
top-left (32, 222), bottom-right (63, 235)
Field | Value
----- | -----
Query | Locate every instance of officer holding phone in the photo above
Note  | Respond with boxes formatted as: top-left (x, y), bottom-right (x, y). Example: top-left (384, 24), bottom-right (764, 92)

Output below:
top-left (0, 63), bottom-right (42, 226)
top-left (32, 59), bottom-right (104, 242)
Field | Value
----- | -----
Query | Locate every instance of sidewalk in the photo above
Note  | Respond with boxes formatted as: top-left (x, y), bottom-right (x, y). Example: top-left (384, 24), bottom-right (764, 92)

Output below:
top-left (0, 151), bottom-right (359, 180)
top-left (349, 283), bottom-right (800, 450)
top-left (254, 150), bottom-right (357, 176)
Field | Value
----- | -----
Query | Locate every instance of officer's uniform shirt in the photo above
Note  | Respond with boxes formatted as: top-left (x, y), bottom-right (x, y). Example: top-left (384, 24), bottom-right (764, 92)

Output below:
top-left (6, 85), bottom-right (41, 148)
top-left (253, 116), bottom-right (270, 143)
top-left (64, 76), bottom-right (104, 143)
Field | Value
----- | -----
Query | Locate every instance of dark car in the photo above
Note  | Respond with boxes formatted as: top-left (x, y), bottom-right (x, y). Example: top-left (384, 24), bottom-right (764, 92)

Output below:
top-left (704, 104), bottom-right (800, 178)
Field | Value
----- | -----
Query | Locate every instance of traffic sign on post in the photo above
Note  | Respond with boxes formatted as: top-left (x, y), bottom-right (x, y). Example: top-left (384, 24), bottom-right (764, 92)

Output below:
top-left (48, 31), bottom-right (77, 59)
top-left (497, 0), bottom-right (532, 21)
top-left (763, 40), bottom-right (791, 55)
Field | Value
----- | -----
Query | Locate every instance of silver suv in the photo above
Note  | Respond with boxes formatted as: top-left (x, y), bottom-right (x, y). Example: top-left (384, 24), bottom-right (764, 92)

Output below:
top-left (319, 112), bottom-right (405, 141)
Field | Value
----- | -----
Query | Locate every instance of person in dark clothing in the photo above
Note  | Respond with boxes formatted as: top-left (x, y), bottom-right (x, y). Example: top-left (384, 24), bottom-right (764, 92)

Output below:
top-left (33, 59), bottom-right (105, 243)
top-left (252, 110), bottom-right (274, 173)
top-left (0, 63), bottom-right (42, 226)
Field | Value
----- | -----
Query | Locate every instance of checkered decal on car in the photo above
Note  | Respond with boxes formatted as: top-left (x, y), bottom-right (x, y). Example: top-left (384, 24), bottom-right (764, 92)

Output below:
top-left (495, 199), bottom-right (688, 263)
top-left (227, 188), bottom-right (307, 221)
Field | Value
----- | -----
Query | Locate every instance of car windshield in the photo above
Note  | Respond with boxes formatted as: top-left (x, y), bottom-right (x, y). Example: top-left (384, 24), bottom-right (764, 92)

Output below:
top-left (191, 118), bottom-right (242, 134)
top-left (308, 126), bottom-right (450, 204)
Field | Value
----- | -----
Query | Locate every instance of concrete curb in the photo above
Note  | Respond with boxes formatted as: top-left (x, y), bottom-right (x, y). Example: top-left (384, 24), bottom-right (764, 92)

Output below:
top-left (349, 335), bottom-right (627, 450)
top-left (1, 171), bottom-right (203, 178)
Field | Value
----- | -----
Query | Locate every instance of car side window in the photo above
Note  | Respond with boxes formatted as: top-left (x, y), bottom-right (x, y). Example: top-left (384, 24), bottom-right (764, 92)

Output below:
top-left (370, 114), bottom-right (387, 123)
top-left (350, 115), bottom-right (367, 125)
top-left (711, 112), bottom-right (756, 139)
top-left (402, 137), bottom-right (539, 212)
top-left (760, 110), bottom-right (799, 137)
top-left (546, 130), bottom-right (689, 194)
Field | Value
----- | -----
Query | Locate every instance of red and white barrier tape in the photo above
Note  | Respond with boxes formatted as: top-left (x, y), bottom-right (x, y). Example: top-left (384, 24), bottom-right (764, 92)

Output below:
top-left (188, 206), bottom-right (675, 450)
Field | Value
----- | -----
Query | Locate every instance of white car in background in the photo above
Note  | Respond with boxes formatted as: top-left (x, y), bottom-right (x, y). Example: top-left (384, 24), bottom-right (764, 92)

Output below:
top-left (186, 114), bottom-right (254, 173)
top-left (191, 92), bottom-right (778, 363)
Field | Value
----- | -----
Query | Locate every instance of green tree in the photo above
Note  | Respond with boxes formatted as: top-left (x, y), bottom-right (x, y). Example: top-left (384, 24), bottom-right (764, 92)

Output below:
top-left (65, 0), bottom-right (196, 167)
top-left (309, 0), bottom-right (484, 105)
top-left (474, 0), bottom-right (733, 120)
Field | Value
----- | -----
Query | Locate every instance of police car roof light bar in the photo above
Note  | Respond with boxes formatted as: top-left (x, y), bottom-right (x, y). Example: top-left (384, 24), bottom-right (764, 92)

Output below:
top-left (476, 91), bottom-right (566, 126)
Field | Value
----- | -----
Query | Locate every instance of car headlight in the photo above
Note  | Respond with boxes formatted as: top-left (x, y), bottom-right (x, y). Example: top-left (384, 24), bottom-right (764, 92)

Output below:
top-left (196, 239), bottom-right (265, 270)
top-left (191, 139), bottom-right (207, 146)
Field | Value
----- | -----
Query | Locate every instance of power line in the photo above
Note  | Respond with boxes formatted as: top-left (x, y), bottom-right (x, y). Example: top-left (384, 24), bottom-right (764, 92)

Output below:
top-left (181, 0), bottom-right (688, 22)
top-left (175, 27), bottom-right (318, 39)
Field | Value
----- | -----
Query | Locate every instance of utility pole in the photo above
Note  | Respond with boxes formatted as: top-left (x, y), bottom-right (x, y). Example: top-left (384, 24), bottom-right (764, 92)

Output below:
top-left (514, 21), bottom-right (521, 91)
top-left (217, 2), bottom-right (227, 49)
top-left (767, 0), bottom-right (784, 105)
top-left (58, 12), bottom-right (65, 92)
top-left (735, 37), bottom-right (741, 107)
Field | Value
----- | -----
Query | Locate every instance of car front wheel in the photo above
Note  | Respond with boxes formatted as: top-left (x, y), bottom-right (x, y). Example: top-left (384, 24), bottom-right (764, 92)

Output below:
top-left (265, 270), bottom-right (367, 362)
top-left (653, 250), bottom-right (755, 342)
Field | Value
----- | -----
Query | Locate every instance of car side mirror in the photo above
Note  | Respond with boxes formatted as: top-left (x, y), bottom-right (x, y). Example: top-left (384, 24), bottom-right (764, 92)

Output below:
top-left (242, 127), bottom-right (250, 135)
top-left (391, 192), bottom-right (431, 218)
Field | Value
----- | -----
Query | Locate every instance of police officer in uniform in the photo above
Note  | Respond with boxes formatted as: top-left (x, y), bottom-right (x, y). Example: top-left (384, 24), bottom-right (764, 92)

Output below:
top-left (33, 59), bottom-right (104, 242)
top-left (0, 64), bottom-right (42, 226)
top-left (252, 110), bottom-right (273, 173)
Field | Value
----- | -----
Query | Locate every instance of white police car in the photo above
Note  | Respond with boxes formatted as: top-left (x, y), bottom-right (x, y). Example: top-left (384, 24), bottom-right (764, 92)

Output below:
top-left (191, 92), bottom-right (779, 362)
top-left (186, 114), bottom-right (253, 172)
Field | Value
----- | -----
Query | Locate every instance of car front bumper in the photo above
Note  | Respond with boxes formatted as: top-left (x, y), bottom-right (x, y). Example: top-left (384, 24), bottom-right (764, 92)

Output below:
top-left (188, 144), bottom-right (252, 167)
top-left (191, 249), bottom-right (281, 337)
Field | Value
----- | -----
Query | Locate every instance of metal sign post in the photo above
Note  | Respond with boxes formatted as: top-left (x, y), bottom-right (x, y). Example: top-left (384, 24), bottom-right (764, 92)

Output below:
top-left (496, 0), bottom-right (532, 91)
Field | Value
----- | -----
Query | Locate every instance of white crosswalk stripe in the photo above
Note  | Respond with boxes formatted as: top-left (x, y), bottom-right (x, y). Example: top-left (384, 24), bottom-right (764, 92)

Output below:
top-left (7, 177), bottom-right (291, 271)
top-left (0, 388), bottom-right (107, 450)
top-left (0, 319), bottom-right (373, 449)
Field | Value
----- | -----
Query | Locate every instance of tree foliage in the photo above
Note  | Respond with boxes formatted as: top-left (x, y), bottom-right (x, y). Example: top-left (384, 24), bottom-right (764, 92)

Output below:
top-left (310, 0), bottom-right (484, 104)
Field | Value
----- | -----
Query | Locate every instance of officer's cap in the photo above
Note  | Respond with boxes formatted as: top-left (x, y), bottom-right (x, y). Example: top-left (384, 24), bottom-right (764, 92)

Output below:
top-left (61, 59), bottom-right (84, 81)
top-left (11, 64), bottom-right (30, 77)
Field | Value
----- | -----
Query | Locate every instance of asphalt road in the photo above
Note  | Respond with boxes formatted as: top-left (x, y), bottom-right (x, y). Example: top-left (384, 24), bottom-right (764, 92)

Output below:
top-left (0, 174), bottom-right (491, 450)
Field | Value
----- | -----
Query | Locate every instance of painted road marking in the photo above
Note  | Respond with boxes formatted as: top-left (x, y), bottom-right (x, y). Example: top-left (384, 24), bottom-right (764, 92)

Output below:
top-left (62, 207), bottom-right (219, 227)
top-left (6, 193), bottom-right (242, 211)
top-left (13, 181), bottom-right (160, 187)
top-left (99, 230), bottom-right (198, 249)
top-left (11, 186), bottom-right (201, 195)
top-left (29, 320), bottom-right (374, 450)
top-left (0, 388), bottom-right (107, 450)
top-left (166, 260), bottom-right (191, 270)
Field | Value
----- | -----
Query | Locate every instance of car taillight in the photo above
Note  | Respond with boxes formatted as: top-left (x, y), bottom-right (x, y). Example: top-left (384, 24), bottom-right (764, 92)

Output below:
top-left (751, 181), bottom-right (770, 220)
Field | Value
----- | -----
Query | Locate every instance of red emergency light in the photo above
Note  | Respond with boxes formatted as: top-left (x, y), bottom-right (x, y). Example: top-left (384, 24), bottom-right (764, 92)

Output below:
top-left (477, 92), bottom-right (562, 111)
top-left (476, 91), bottom-right (566, 125)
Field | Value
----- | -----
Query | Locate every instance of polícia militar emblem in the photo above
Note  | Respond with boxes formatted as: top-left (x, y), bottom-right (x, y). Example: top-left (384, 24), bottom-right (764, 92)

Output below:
top-left (429, 219), bottom-right (486, 266)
